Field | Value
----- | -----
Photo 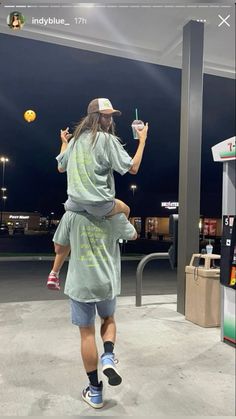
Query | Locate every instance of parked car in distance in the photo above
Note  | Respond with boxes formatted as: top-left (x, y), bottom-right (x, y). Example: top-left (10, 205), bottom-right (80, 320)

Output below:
top-left (12, 225), bottom-right (25, 235)
top-left (0, 223), bottom-right (9, 236)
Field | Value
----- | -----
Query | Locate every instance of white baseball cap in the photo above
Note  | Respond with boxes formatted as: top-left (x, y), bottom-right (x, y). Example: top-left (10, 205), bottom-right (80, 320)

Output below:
top-left (87, 98), bottom-right (121, 116)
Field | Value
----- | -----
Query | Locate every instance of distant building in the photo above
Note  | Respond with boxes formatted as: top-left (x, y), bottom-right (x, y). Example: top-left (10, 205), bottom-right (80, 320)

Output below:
top-left (129, 216), bottom-right (222, 240)
top-left (1, 211), bottom-right (41, 230)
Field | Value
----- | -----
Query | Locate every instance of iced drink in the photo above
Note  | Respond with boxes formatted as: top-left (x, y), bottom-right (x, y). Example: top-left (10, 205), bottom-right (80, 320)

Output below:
top-left (131, 119), bottom-right (144, 139)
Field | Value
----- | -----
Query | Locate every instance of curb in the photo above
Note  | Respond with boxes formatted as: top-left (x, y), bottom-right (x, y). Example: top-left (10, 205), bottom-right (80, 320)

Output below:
top-left (0, 255), bottom-right (145, 262)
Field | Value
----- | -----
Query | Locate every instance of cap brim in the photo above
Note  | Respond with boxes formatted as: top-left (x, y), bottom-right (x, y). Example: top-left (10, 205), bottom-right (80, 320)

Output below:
top-left (99, 109), bottom-right (121, 116)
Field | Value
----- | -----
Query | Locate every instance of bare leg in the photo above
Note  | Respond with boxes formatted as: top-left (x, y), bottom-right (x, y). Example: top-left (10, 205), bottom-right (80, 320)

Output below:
top-left (52, 243), bottom-right (70, 273)
top-left (100, 316), bottom-right (116, 344)
top-left (79, 326), bottom-right (98, 372)
top-left (80, 326), bottom-right (104, 408)
top-left (106, 199), bottom-right (130, 219)
top-left (100, 316), bottom-right (122, 386)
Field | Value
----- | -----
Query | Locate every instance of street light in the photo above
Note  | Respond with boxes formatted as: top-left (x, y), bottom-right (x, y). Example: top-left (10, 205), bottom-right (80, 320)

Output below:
top-left (2, 195), bottom-right (7, 218)
top-left (0, 156), bottom-right (9, 225)
top-left (130, 184), bottom-right (137, 196)
top-left (0, 157), bottom-right (9, 187)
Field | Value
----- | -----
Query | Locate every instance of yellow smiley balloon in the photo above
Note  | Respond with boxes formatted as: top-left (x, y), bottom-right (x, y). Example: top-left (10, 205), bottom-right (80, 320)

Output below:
top-left (24, 109), bottom-right (36, 123)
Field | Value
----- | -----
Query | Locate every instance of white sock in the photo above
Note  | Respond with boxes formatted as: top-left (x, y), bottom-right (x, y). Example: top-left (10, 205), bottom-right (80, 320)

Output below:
top-left (50, 270), bottom-right (59, 276)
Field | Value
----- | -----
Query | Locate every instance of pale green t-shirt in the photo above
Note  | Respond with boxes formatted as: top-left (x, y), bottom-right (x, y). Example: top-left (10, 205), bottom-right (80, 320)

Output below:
top-left (53, 211), bottom-right (136, 302)
top-left (56, 131), bottom-right (133, 204)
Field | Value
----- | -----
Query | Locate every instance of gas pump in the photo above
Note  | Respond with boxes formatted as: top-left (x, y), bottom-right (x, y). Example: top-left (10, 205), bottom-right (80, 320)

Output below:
top-left (212, 137), bottom-right (236, 345)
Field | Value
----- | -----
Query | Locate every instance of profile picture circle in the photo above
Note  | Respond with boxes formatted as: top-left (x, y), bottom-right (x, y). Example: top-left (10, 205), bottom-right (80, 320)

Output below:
top-left (7, 11), bottom-right (25, 30)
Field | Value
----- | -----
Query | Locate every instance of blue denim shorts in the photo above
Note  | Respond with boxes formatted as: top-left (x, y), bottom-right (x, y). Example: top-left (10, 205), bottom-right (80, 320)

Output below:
top-left (70, 297), bottom-right (116, 327)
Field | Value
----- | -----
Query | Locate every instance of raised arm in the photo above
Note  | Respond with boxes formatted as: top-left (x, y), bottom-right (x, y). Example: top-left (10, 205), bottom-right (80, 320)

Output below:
top-left (129, 123), bottom-right (148, 175)
top-left (58, 127), bottom-right (73, 173)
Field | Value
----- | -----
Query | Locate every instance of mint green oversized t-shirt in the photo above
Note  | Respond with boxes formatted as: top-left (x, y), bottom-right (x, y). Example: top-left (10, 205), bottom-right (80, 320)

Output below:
top-left (53, 211), bottom-right (136, 302)
top-left (56, 131), bottom-right (133, 204)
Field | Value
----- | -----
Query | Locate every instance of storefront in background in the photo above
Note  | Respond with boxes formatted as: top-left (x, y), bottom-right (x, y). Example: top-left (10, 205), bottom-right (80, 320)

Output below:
top-left (2, 212), bottom-right (222, 236)
top-left (202, 218), bottom-right (222, 236)
top-left (145, 217), bottom-right (170, 240)
top-left (130, 217), bottom-right (170, 240)
top-left (146, 217), bottom-right (158, 239)
top-left (130, 216), bottom-right (222, 240)
top-left (2, 212), bottom-right (41, 230)
top-left (129, 217), bottom-right (142, 237)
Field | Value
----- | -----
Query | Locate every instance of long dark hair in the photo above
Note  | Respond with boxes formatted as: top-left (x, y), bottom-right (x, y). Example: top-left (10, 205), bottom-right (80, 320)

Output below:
top-left (72, 112), bottom-right (118, 146)
top-left (8, 11), bottom-right (22, 28)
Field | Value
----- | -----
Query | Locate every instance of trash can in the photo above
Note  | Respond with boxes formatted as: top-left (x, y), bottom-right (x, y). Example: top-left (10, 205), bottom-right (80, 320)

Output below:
top-left (185, 253), bottom-right (221, 327)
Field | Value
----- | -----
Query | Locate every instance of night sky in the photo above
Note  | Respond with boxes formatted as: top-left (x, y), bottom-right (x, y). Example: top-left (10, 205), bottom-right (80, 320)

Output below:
top-left (0, 33), bottom-right (235, 218)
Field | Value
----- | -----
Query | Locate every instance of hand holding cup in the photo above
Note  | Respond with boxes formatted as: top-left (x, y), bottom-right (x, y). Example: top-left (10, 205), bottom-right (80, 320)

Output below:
top-left (135, 122), bottom-right (148, 144)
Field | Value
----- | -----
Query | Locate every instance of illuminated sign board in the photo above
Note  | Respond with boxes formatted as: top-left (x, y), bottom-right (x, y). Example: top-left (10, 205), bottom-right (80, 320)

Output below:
top-left (161, 202), bottom-right (179, 210)
top-left (212, 137), bottom-right (236, 162)
top-left (9, 215), bottom-right (30, 220)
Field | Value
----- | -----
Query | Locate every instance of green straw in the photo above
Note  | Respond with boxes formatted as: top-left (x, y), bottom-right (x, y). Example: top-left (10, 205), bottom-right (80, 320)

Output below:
top-left (135, 108), bottom-right (138, 120)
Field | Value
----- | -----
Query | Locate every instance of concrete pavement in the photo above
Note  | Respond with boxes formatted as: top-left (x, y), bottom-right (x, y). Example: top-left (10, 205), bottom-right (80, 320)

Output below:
top-left (0, 294), bottom-right (234, 416)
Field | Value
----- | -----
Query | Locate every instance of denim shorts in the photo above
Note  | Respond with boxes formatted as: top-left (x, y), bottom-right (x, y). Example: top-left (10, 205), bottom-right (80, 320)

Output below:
top-left (70, 297), bottom-right (116, 327)
top-left (64, 198), bottom-right (115, 217)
